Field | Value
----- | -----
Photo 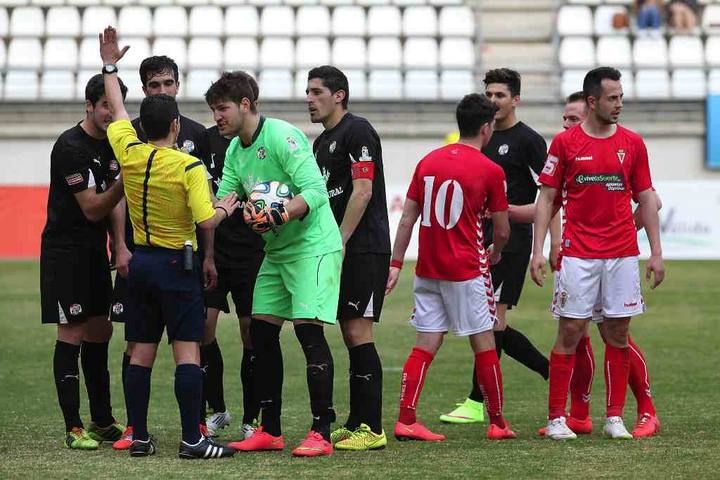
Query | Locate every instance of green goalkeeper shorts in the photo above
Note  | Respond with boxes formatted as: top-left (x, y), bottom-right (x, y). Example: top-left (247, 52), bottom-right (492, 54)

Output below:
top-left (252, 251), bottom-right (342, 324)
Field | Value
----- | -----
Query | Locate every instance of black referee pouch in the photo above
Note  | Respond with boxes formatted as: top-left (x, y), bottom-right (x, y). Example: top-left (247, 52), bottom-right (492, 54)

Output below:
top-left (183, 241), bottom-right (193, 272)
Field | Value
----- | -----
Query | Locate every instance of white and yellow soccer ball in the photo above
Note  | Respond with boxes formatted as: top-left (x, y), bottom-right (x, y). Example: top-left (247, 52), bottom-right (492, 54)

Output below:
top-left (248, 181), bottom-right (293, 212)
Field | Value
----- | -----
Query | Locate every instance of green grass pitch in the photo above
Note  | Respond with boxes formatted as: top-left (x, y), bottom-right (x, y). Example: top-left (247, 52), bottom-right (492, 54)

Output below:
top-left (1, 261), bottom-right (719, 479)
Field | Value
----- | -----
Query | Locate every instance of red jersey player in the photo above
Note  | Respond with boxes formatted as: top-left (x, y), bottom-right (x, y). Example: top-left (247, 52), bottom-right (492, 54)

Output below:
top-left (531, 67), bottom-right (665, 440)
top-left (385, 94), bottom-right (515, 441)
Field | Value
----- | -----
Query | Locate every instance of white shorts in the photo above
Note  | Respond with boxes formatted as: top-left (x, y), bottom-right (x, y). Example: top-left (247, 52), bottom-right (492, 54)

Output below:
top-left (552, 256), bottom-right (645, 321)
top-left (411, 273), bottom-right (496, 336)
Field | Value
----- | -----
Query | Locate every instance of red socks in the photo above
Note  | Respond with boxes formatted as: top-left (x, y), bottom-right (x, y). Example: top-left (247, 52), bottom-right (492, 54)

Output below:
top-left (627, 336), bottom-right (656, 416)
top-left (548, 352), bottom-right (576, 420)
top-left (398, 347), bottom-right (434, 425)
top-left (474, 349), bottom-right (505, 428)
top-left (569, 336), bottom-right (595, 420)
top-left (604, 344), bottom-right (630, 418)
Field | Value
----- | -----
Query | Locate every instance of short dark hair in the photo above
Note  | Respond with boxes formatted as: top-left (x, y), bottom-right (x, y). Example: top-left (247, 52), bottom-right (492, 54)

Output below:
top-left (85, 73), bottom-right (127, 106)
top-left (139, 55), bottom-right (179, 87)
top-left (583, 67), bottom-right (621, 100)
top-left (139, 94), bottom-right (179, 141)
top-left (483, 68), bottom-right (521, 96)
top-left (456, 93), bottom-right (498, 138)
top-left (205, 71), bottom-right (259, 113)
top-left (566, 91), bottom-right (585, 104)
top-left (307, 65), bottom-right (349, 109)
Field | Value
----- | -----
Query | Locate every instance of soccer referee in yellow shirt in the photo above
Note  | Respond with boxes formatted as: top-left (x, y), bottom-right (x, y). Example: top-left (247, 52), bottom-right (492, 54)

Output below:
top-left (99, 27), bottom-right (239, 459)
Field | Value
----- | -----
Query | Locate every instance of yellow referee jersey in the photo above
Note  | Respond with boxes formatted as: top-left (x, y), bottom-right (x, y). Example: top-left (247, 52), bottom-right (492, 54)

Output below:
top-left (107, 119), bottom-right (214, 250)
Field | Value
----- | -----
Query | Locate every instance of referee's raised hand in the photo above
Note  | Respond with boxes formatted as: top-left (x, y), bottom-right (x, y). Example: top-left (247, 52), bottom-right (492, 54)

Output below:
top-left (99, 26), bottom-right (129, 65)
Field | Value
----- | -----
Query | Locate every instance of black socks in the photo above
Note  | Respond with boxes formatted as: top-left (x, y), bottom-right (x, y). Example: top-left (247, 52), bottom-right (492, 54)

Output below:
top-left (201, 339), bottom-right (226, 414)
top-left (125, 364), bottom-right (152, 441)
top-left (53, 341), bottom-right (82, 431)
top-left (250, 319), bottom-right (283, 437)
top-left (503, 326), bottom-right (549, 380)
top-left (295, 323), bottom-right (335, 442)
top-left (175, 363), bottom-right (203, 444)
top-left (347, 343), bottom-right (383, 434)
top-left (241, 348), bottom-right (258, 425)
top-left (80, 341), bottom-right (113, 427)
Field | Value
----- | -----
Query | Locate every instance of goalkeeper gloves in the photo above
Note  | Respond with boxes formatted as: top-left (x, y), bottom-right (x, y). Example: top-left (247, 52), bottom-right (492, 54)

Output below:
top-left (243, 201), bottom-right (289, 234)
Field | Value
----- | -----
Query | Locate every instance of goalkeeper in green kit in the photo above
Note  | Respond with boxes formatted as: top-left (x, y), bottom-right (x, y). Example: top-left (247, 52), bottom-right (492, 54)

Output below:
top-left (208, 71), bottom-right (342, 457)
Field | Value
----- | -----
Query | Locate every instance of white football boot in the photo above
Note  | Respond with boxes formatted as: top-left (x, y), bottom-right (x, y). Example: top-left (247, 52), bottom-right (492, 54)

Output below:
top-left (603, 416), bottom-right (633, 439)
top-left (546, 417), bottom-right (578, 440)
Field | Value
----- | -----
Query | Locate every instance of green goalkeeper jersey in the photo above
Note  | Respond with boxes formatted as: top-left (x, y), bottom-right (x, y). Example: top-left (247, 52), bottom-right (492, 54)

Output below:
top-left (217, 117), bottom-right (342, 263)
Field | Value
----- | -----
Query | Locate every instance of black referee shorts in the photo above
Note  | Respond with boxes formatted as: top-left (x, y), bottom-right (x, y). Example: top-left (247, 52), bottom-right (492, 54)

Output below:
top-left (337, 253), bottom-right (390, 323)
top-left (124, 247), bottom-right (204, 344)
top-left (41, 246), bottom-right (112, 324)
top-left (204, 254), bottom-right (264, 318)
top-left (491, 247), bottom-right (531, 309)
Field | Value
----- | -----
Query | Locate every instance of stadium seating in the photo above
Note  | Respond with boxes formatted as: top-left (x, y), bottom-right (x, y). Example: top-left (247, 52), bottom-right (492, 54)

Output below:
top-left (0, 1), bottom-right (477, 101)
top-left (5, 70), bottom-right (38, 99)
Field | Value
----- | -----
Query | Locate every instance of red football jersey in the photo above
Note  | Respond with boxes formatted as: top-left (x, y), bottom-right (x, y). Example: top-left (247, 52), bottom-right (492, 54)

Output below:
top-left (539, 124), bottom-right (653, 258)
top-left (407, 143), bottom-right (508, 281)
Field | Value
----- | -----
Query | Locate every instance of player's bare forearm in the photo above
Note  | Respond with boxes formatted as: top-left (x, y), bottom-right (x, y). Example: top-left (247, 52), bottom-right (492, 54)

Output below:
top-left (199, 225), bottom-right (215, 261)
top-left (550, 212), bottom-right (562, 249)
top-left (490, 210), bottom-right (510, 253)
top-left (508, 204), bottom-right (535, 223)
top-left (74, 178), bottom-right (125, 222)
top-left (634, 191), bottom-right (662, 231)
top-left (285, 194), bottom-right (310, 221)
top-left (339, 179), bottom-right (372, 245)
top-left (99, 27), bottom-right (130, 121)
top-left (391, 198), bottom-right (420, 263)
top-left (532, 186), bottom-right (556, 255)
top-left (110, 199), bottom-right (128, 248)
top-left (637, 189), bottom-right (662, 256)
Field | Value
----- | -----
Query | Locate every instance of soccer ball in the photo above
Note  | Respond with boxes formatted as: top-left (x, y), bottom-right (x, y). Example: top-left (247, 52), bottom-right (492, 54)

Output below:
top-left (248, 181), bottom-right (293, 211)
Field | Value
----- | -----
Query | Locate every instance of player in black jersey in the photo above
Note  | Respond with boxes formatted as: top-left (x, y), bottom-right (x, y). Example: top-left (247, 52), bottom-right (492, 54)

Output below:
top-left (307, 66), bottom-right (391, 450)
top-left (203, 71), bottom-right (265, 439)
top-left (41, 74), bottom-right (128, 449)
top-left (440, 68), bottom-right (557, 424)
top-left (109, 55), bottom-right (212, 449)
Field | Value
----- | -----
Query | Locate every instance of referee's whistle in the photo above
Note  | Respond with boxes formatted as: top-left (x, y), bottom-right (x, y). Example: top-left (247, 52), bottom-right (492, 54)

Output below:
top-left (183, 240), bottom-right (193, 272)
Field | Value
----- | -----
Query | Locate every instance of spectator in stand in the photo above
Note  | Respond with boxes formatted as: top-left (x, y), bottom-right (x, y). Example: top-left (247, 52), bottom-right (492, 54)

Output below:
top-left (635, 0), bottom-right (663, 31)
top-left (668, 0), bottom-right (698, 32)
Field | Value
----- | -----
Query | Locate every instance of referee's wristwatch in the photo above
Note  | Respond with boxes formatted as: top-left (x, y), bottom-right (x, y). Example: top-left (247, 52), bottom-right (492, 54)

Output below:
top-left (102, 64), bottom-right (118, 75)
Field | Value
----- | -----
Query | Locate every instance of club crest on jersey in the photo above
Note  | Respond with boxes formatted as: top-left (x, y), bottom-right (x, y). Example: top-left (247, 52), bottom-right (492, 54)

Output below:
top-left (69, 303), bottom-right (83, 316)
top-left (359, 146), bottom-right (372, 162)
top-left (286, 136), bottom-right (298, 151)
top-left (329, 140), bottom-right (336, 153)
top-left (498, 144), bottom-right (509, 155)
top-left (112, 302), bottom-right (124, 315)
top-left (616, 149), bottom-right (626, 164)
top-left (181, 140), bottom-right (195, 154)
top-left (257, 147), bottom-right (266, 160)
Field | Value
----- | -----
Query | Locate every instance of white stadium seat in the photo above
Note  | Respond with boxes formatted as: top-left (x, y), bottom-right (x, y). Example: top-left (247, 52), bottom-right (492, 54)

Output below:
top-left (332, 37), bottom-right (366, 68)
top-left (357, 0), bottom-right (391, 6)
top-left (344, 69), bottom-right (367, 99)
top-left (295, 37), bottom-right (330, 68)
top-left (632, 37), bottom-right (668, 68)
top-left (561, 69), bottom-right (586, 98)
top-left (7, 38), bottom-right (42, 69)
top-left (559, 37), bottom-right (595, 68)
top-left (368, 70), bottom-right (403, 99)
top-left (556, 5), bottom-right (592, 36)
top-left (404, 37), bottom-right (438, 68)
top-left (669, 35), bottom-right (704, 67)
top-left (403, 6), bottom-right (437, 36)
top-left (43, 38), bottom-right (79, 69)
top-left (706, 36), bottom-right (720, 66)
top-left (9, 6), bottom-right (44, 36)
top-left (286, 0), bottom-right (319, 5)
top-left (79, 37), bottom-right (99, 69)
top-left (439, 38), bottom-right (474, 68)
top-left (322, 0), bottom-right (354, 6)
top-left (46, 7), bottom-right (81, 37)
top-left (594, 5), bottom-right (629, 35)
top-left (74, 70), bottom-right (93, 100)
top-left (708, 69), bottom-right (720, 94)
top-left (568, 0), bottom-right (601, 4)
top-left (260, 37), bottom-right (294, 68)
top-left (367, 6), bottom-right (401, 36)
top-left (618, 69), bottom-right (635, 99)
top-left (225, 6), bottom-right (259, 36)
top-left (0, 8), bottom-right (8, 38)
top-left (702, 5), bottom-right (720, 34)
top-left (404, 70), bottom-right (438, 99)
top-left (152, 38), bottom-right (188, 70)
top-left (0, 41), bottom-right (6, 69)
top-left (596, 36), bottom-right (632, 68)
top-left (118, 6), bottom-right (152, 37)
top-left (32, 0), bottom-right (64, 6)
top-left (635, 69), bottom-right (670, 99)
top-left (671, 69), bottom-right (706, 99)
top-left (440, 69), bottom-right (474, 100)
top-left (297, 6), bottom-right (330, 36)
top-left (189, 6), bottom-right (223, 36)
top-left (367, 37), bottom-right (401, 68)
top-left (294, 70), bottom-right (308, 98)
top-left (188, 38), bottom-right (222, 68)
top-left (258, 69), bottom-right (293, 98)
top-left (41, 70), bottom-right (75, 100)
top-left (438, 6), bottom-right (474, 37)
top-left (224, 37), bottom-right (259, 70)
top-left (153, 6), bottom-right (188, 37)
top-left (119, 37), bottom-right (151, 69)
top-left (332, 6), bottom-right (365, 36)
top-left (82, 7), bottom-right (117, 37)
top-left (185, 69), bottom-right (220, 99)
top-left (4, 70), bottom-right (38, 99)
top-left (261, 6), bottom-right (295, 36)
